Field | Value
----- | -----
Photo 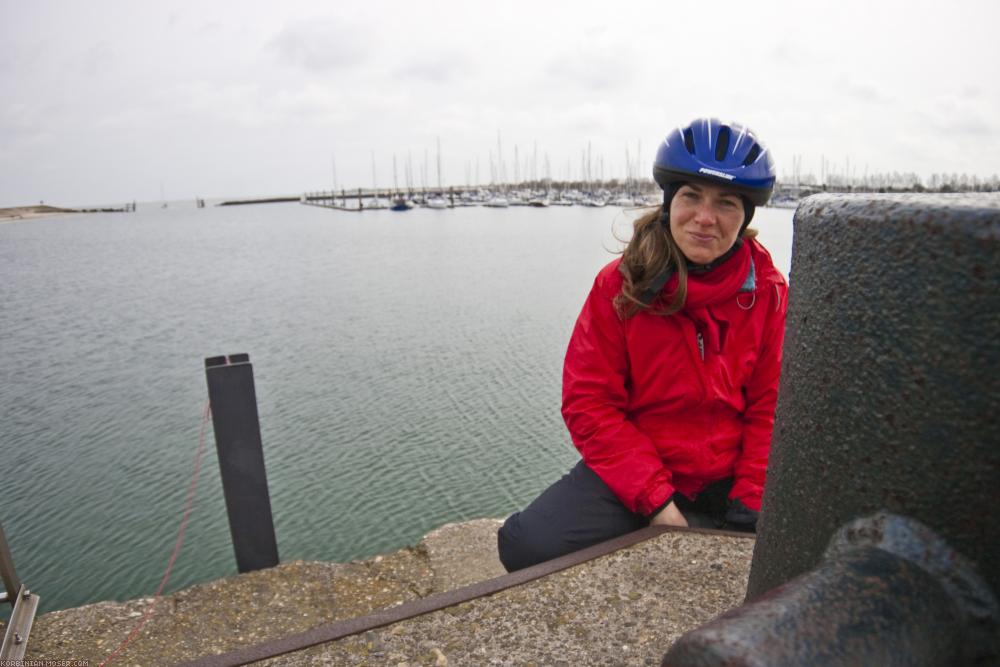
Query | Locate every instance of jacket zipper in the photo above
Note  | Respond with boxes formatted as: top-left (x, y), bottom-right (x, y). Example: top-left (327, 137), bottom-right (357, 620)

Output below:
top-left (696, 332), bottom-right (705, 361)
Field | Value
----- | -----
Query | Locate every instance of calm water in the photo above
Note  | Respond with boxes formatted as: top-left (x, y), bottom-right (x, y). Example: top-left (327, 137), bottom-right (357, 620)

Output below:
top-left (0, 201), bottom-right (793, 614)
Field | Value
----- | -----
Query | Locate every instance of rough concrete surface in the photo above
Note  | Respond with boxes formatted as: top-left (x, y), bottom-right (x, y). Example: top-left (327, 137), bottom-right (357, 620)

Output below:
top-left (263, 530), bottom-right (753, 667)
top-left (12, 519), bottom-right (753, 666)
top-left (418, 518), bottom-right (507, 593)
top-left (19, 550), bottom-right (434, 666)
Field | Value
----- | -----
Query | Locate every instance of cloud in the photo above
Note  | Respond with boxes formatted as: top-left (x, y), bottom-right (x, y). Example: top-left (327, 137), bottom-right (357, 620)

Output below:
top-left (960, 85), bottom-right (983, 100)
top-left (394, 52), bottom-right (470, 85)
top-left (925, 97), bottom-right (996, 138)
top-left (73, 41), bottom-right (116, 78)
top-left (154, 78), bottom-right (405, 131)
top-left (547, 50), bottom-right (635, 92)
top-left (768, 40), bottom-right (797, 64)
top-left (267, 19), bottom-right (370, 72)
top-left (834, 75), bottom-right (888, 103)
top-left (0, 102), bottom-right (39, 132)
top-left (939, 113), bottom-right (993, 137)
top-left (199, 20), bottom-right (222, 34)
top-left (545, 27), bottom-right (636, 92)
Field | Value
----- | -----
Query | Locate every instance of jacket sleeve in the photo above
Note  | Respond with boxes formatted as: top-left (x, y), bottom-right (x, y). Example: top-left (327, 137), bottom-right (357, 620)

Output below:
top-left (730, 280), bottom-right (789, 511)
top-left (561, 271), bottom-right (675, 516)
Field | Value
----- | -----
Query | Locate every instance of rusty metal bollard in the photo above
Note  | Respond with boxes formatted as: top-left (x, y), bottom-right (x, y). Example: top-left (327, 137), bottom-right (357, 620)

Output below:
top-left (661, 513), bottom-right (999, 666)
top-left (747, 194), bottom-right (1000, 600)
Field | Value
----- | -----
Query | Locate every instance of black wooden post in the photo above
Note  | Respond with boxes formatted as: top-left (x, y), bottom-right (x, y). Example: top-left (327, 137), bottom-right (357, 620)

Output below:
top-left (204, 353), bottom-right (279, 573)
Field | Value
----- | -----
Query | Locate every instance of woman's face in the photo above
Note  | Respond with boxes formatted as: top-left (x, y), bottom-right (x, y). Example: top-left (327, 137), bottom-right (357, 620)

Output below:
top-left (669, 182), bottom-right (745, 265)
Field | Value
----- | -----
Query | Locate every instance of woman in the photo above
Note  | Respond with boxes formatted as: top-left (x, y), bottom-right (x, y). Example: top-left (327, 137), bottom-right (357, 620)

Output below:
top-left (498, 118), bottom-right (788, 572)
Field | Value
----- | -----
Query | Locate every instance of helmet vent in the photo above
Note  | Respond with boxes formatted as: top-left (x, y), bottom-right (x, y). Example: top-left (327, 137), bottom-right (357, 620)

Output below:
top-left (742, 143), bottom-right (762, 166)
top-left (683, 128), bottom-right (695, 154)
top-left (715, 126), bottom-right (731, 161)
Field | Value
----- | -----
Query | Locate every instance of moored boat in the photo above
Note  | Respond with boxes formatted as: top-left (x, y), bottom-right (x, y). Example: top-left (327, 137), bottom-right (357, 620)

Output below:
top-left (390, 196), bottom-right (414, 211)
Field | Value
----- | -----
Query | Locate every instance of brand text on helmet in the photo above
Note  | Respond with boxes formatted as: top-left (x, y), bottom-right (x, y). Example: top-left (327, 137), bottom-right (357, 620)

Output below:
top-left (698, 167), bottom-right (736, 181)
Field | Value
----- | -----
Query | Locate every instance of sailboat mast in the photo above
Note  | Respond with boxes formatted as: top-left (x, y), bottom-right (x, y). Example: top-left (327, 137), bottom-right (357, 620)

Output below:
top-left (496, 130), bottom-right (504, 189)
top-left (514, 144), bottom-right (519, 187)
top-left (436, 137), bottom-right (442, 192)
top-left (533, 141), bottom-right (538, 184)
top-left (423, 148), bottom-right (429, 192)
top-left (625, 144), bottom-right (631, 193)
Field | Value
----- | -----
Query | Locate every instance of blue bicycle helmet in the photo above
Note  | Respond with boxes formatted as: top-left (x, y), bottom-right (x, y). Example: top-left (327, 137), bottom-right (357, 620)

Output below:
top-left (653, 118), bottom-right (775, 206)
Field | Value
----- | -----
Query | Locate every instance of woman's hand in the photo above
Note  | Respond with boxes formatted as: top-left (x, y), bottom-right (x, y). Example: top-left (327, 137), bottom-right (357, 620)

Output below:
top-left (650, 501), bottom-right (689, 528)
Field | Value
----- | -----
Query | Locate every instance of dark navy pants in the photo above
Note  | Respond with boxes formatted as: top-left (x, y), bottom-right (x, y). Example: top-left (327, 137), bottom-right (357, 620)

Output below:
top-left (497, 461), bottom-right (734, 572)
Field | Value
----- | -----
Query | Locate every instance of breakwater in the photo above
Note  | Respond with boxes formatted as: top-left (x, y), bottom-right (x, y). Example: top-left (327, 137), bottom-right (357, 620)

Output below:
top-left (12, 519), bottom-right (754, 666)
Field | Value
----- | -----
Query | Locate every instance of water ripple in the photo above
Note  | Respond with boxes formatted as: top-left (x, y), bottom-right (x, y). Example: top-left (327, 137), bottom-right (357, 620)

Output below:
top-left (0, 204), bottom-right (794, 614)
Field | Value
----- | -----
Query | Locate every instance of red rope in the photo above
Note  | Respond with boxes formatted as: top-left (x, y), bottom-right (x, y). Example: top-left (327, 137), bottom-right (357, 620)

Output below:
top-left (100, 400), bottom-right (212, 667)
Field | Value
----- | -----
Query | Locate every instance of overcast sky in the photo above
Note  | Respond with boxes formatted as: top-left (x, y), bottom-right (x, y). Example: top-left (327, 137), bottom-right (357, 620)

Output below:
top-left (2, 0), bottom-right (998, 207)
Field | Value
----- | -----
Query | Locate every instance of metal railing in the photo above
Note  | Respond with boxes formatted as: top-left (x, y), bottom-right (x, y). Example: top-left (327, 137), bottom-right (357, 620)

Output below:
top-left (1, 523), bottom-right (39, 660)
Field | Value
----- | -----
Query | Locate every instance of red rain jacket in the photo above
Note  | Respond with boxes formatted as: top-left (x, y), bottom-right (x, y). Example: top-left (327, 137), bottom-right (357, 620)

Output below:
top-left (561, 239), bottom-right (788, 515)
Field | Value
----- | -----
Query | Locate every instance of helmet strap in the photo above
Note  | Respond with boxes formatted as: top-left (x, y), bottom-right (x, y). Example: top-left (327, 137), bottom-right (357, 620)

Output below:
top-left (740, 195), bottom-right (756, 233)
top-left (659, 182), bottom-right (685, 227)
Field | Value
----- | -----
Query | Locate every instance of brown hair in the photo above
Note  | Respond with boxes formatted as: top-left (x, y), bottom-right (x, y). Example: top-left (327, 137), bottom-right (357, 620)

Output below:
top-left (613, 205), bottom-right (758, 319)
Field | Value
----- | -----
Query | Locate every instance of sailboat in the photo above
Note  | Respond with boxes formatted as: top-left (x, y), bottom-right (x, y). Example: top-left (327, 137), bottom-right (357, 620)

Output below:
top-left (391, 196), bottom-right (415, 211)
top-left (527, 193), bottom-right (550, 207)
top-left (483, 195), bottom-right (509, 208)
top-left (390, 154), bottom-right (414, 211)
top-left (424, 137), bottom-right (450, 209)
top-left (368, 151), bottom-right (388, 209)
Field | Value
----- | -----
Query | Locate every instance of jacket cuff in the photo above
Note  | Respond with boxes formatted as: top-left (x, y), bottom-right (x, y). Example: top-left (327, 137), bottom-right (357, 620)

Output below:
top-left (638, 483), bottom-right (675, 517)
top-left (648, 493), bottom-right (676, 519)
top-left (725, 498), bottom-right (760, 531)
top-left (728, 479), bottom-right (763, 512)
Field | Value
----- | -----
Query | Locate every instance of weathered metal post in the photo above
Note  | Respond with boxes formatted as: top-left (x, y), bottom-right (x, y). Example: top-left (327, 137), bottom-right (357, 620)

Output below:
top-left (749, 193), bottom-right (1000, 598)
top-left (662, 513), bottom-right (999, 666)
top-left (662, 193), bottom-right (1000, 666)
top-left (204, 353), bottom-right (279, 573)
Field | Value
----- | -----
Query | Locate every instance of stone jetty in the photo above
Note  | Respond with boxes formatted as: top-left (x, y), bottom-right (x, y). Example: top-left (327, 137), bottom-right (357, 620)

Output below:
top-left (10, 518), bottom-right (754, 666)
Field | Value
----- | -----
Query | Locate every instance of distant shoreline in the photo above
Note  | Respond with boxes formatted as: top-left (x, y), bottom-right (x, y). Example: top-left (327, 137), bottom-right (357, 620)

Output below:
top-left (0, 205), bottom-right (83, 222)
top-left (0, 204), bottom-right (135, 223)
